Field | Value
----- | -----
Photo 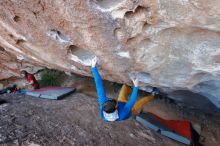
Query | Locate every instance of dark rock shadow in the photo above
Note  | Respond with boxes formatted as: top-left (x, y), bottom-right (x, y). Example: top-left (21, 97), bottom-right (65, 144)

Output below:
top-left (0, 99), bottom-right (7, 105)
top-left (168, 90), bottom-right (220, 115)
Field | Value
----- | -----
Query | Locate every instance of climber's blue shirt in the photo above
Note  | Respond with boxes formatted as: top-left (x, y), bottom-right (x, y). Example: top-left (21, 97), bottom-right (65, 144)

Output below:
top-left (91, 67), bottom-right (138, 121)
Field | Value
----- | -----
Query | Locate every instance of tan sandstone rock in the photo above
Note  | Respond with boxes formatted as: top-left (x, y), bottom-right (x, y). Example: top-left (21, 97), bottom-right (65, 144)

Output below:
top-left (0, 0), bottom-right (220, 109)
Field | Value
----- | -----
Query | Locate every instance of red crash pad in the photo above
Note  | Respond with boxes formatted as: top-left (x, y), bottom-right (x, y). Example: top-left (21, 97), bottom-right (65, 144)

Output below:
top-left (136, 112), bottom-right (201, 146)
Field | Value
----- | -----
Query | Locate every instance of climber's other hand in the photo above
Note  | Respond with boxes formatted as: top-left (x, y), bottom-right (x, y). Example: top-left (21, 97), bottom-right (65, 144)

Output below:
top-left (91, 56), bottom-right (98, 67)
top-left (132, 78), bottom-right (139, 87)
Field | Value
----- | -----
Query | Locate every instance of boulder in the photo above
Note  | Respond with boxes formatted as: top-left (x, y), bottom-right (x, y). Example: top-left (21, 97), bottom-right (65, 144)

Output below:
top-left (0, 0), bottom-right (220, 111)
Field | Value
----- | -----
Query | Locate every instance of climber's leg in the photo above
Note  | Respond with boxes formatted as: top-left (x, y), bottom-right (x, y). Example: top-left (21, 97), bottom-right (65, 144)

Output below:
top-left (132, 95), bottom-right (155, 115)
top-left (118, 84), bottom-right (132, 102)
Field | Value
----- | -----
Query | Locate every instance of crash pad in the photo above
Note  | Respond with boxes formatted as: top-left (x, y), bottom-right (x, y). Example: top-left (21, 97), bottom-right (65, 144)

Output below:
top-left (25, 86), bottom-right (76, 100)
top-left (136, 112), bottom-right (199, 146)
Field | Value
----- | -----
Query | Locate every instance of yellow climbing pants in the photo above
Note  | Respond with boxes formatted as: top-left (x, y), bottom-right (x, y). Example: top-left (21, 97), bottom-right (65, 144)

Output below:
top-left (118, 85), bottom-right (155, 115)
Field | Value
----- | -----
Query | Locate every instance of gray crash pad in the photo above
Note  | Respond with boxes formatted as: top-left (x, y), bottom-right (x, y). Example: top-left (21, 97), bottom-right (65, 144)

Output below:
top-left (26, 87), bottom-right (76, 100)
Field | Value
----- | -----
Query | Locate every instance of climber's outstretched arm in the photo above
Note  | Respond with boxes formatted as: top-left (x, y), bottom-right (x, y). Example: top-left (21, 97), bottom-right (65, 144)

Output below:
top-left (122, 79), bottom-right (139, 117)
top-left (90, 57), bottom-right (108, 106)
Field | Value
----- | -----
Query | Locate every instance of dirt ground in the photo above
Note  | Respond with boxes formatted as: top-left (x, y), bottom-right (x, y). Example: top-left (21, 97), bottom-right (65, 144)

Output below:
top-left (0, 74), bottom-right (220, 146)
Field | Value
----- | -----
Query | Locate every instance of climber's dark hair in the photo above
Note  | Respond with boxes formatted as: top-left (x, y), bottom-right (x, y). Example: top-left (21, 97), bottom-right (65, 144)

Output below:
top-left (103, 99), bottom-right (117, 113)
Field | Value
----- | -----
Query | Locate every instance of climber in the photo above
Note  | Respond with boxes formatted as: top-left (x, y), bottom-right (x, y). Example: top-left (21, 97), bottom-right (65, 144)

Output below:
top-left (88, 57), bottom-right (156, 122)
top-left (21, 70), bottom-right (40, 89)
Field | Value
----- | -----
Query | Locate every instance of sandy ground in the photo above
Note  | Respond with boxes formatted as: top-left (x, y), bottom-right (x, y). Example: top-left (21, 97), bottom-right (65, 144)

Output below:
top-left (0, 74), bottom-right (220, 146)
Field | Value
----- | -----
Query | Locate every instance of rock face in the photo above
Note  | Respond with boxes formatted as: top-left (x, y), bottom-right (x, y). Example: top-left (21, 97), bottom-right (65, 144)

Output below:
top-left (0, 0), bottom-right (220, 110)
